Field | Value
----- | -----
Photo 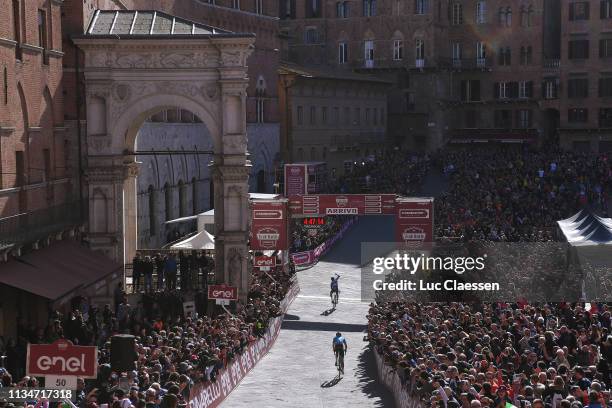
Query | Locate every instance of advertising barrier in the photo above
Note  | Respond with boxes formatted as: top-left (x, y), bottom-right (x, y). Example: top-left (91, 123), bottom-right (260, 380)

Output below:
top-left (188, 282), bottom-right (300, 408)
top-left (250, 200), bottom-right (288, 251)
top-left (373, 349), bottom-right (424, 408)
top-left (290, 217), bottom-right (356, 266)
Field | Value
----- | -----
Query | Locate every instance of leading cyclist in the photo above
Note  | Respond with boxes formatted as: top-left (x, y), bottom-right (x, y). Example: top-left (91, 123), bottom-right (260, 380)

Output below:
top-left (332, 332), bottom-right (348, 372)
top-left (330, 273), bottom-right (340, 303)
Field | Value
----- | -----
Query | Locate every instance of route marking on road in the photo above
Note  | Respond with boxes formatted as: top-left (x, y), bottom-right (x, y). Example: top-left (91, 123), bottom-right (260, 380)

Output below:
top-left (297, 295), bottom-right (363, 302)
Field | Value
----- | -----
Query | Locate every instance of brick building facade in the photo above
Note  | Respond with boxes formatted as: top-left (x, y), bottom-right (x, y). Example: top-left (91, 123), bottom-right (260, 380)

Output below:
top-left (281, 0), bottom-right (612, 152)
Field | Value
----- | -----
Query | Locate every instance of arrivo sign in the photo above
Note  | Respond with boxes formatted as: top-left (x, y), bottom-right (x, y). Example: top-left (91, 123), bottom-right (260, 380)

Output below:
top-left (27, 339), bottom-right (98, 378)
top-left (208, 284), bottom-right (238, 301)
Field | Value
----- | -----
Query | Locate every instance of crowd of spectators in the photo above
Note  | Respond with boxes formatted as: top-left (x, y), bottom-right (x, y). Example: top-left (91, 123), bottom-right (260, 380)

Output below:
top-left (368, 302), bottom-right (611, 408)
top-left (131, 251), bottom-right (214, 294)
top-left (290, 215), bottom-right (354, 253)
top-left (0, 265), bottom-right (295, 408)
top-left (331, 150), bottom-right (430, 195)
top-left (434, 147), bottom-right (611, 242)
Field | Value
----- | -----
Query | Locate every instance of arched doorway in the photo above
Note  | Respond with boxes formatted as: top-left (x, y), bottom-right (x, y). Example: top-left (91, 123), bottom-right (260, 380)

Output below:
top-left (74, 11), bottom-right (255, 299)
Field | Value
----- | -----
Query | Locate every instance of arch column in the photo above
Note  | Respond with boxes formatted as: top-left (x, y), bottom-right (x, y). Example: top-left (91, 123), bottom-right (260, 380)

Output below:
top-left (211, 57), bottom-right (252, 302)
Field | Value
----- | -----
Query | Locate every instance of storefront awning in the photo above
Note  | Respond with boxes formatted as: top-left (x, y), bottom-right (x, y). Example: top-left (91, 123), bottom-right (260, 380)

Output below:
top-left (0, 240), bottom-right (122, 300)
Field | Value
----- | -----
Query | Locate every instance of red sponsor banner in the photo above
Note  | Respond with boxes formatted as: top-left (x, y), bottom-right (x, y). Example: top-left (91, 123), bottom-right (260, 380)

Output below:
top-left (208, 284), bottom-right (238, 301)
top-left (289, 194), bottom-right (397, 216)
top-left (250, 200), bottom-right (288, 250)
top-left (254, 256), bottom-right (275, 268)
top-left (395, 198), bottom-right (434, 249)
top-left (284, 164), bottom-right (306, 196)
top-left (291, 251), bottom-right (313, 266)
top-left (26, 339), bottom-right (98, 378)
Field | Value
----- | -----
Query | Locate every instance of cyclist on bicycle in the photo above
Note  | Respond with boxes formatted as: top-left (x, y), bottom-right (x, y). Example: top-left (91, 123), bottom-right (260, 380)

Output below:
top-left (330, 273), bottom-right (340, 302)
top-left (332, 332), bottom-right (348, 370)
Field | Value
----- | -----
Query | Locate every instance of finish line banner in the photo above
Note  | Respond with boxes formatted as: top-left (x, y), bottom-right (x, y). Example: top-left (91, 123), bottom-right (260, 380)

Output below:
top-left (288, 194), bottom-right (397, 216)
top-left (250, 199), bottom-right (288, 251)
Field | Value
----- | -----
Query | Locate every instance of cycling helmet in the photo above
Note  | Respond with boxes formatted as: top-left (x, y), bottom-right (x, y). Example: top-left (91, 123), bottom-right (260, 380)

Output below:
top-left (336, 332), bottom-right (342, 337)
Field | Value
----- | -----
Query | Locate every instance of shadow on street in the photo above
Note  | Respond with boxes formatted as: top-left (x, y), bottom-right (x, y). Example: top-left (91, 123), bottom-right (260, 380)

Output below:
top-left (355, 347), bottom-right (397, 408)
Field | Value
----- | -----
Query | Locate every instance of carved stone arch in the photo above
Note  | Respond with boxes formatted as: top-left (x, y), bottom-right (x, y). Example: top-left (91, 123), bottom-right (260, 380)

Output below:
top-left (75, 24), bottom-right (255, 301)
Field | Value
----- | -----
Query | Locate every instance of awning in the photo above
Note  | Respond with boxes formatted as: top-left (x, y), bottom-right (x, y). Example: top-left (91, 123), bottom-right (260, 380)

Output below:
top-left (557, 209), bottom-right (612, 247)
top-left (170, 229), bottom-right (215, 250)
top-left (0, 240), bottom-right (122, 300)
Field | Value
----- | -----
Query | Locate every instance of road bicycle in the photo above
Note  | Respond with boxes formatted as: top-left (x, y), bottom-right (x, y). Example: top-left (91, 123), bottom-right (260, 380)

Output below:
top-left (331, 290), bottom-right (339, 307)
top-left (335, 350), bottom-right (345, 375)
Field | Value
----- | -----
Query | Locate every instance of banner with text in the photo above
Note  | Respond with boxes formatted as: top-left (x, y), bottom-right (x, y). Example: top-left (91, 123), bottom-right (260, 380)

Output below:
top-left (394, 198), bottom-right (434, 249)
top-left (290, 217), bottom-right (356, 266)
top-left (250, 200), bottom-right (288, 251)
top-left (284, 164), bottom-right (306, 196)
top-left (288, 194), bottom-right (397, 216)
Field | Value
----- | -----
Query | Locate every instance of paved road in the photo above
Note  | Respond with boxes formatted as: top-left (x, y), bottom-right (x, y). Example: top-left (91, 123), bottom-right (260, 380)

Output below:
top-left (221, 216), bottom-right (396, 408)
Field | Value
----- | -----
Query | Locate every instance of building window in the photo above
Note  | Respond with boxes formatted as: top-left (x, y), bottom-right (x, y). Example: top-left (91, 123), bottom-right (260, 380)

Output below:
top-left (568, 78), bottom-right (589, 98)
top-left (460, 80), bottom-right (481, 101)
top-left (320, 107), bottom-right (327, 124)
top-left (256, 97), bottom-right (265, 123)
top-left (602, 0), bottom-right (612, 18)
top-left (494, 110), bottom-right (512, 128)
top-left (476, 1), bottom-right (487, 23)
top-left (297, 106), bottom-right (303, 125)
top-left (354, 108), bottom-right (360, 125)
top-left (543, 79), bottom-right (559, 99)
top-left (363, 0), bottom-right (376, 16)
top-left (232, 0), bottom-right (240, 9)
top-left (452, 42), bottom-right (462, 65)
top-left (373, 107), bottom-right (378, 124)
top-left (518, 109), bottom-right (532, 128)
top-left (570, 2), bottom-right (590, 20)
top-left (415, 0), bottom-right (428, 14)
top-left (148, 186), bottom-right (156, 236)
top-left (13, 0), bottom-right (21, 60)
top-left (38, 10), bottom-right (48, 65)
top-left (452, 3), bottom-right (463, 24)
top-left (297, 147), bottom-right (304, 160)
top-left (3, 67), bottom-right (7, 105)
top-left (310, 106), bottom-right (316, 124)
top-left (344, 107), bottom-right (350, 124)
top-left (599, 77), bottom-right (612, 96)
top-left (495, 81), bottom-right (518, 99)
top-left (333, 107), bottom-right (340, 124)
top-left (305, 28), bottom-right (319, 44)
top-left (519, 80), bottom-right (533, 98)
top-left (415, 39), bottom-right (425, 65)
top-left (476, 41), bottom-right (487, 66)
top-left (364, 40), bottom-right (375, 66)
top-left (323, 146), bottom-right (327, 159)
top-left (307, 0), bottom-right (321, 17)
top-left (339, 42), bottom-right (348, 63)
top-left (569, 40), bottom-right (590, 59)
top-left (393, 39), bottom-right (403, 60)
top-left (498, 46), bottom-right (511, 65)
top-left (310, 147), bottom-right (317, 160)
top-left (599, 108), bottom-right (612, 126)
top-left (282, 0), bottom-right (296, 18)
top-left (365, 108), bottom-right (370, 124)
top-left (520, 45), bottom-right (533, 64)
top-left (568, 108), bottom-right (588, 122)
top-left (164, 183), bottom-right (172, 221)
top-left (337, 1), bottom-right (349, 17)
top-left (256, 0), bottom-right (264, 14)
top-left (600, 39), bottom-right (612, 57)
top-left (499, 6), bottom-right (512, 26)
top-left (380, 108), bottom-right (385, 124)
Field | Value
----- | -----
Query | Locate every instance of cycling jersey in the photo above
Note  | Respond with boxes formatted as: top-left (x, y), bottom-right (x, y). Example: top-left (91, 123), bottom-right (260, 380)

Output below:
top-left (330, 278), bottom-right (339, 291)
top-left (332, 335), bottom-right (347, 350)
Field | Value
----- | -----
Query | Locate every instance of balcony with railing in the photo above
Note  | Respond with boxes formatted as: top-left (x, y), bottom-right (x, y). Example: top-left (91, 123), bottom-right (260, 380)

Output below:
top-left (0, 201), bottom-right (84, 249)
top-left (543, 58), bottom-right (560, 70)
top-left (437, 57), bottom-right (493, 70)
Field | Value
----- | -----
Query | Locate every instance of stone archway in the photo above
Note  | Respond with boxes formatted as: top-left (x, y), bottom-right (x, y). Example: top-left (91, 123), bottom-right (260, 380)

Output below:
top-left (74, 11), bottom-right (255, 300)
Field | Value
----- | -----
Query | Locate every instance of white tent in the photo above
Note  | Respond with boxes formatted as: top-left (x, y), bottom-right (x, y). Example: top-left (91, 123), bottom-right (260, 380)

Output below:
top-left (170, 229), bottom-right (215, 250)
top-left (557, 209), bottom-right (612, 247)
